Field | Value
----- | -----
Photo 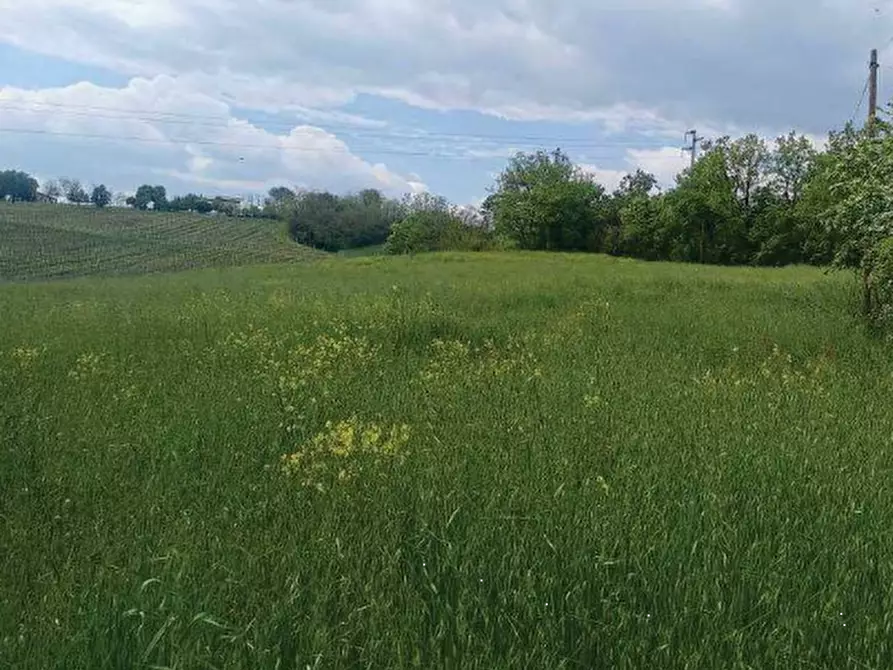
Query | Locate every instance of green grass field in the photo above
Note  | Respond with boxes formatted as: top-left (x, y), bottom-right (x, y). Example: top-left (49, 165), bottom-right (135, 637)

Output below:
top-left (3, 250), bottom-right (893, 668)
top-left (0, 203), bottom-right (321, 281)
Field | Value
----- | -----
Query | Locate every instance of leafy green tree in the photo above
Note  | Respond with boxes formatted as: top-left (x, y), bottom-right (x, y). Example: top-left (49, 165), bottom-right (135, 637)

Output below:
top-left (821, 118), bottom-right (893, 311)
top-left (661, 148), bottom-right (746, 264)
top-left (0, 170), bottom-right (39, 202)
top-left (91, 184), bottom-right (112, 208)
top-left (607, 170), bottom-right (659, 255)
top-left (169, 193), bottom-right (213, 213)
top-left (618, 193), bottom-right (667, 260)
top-left (748, 189), bottom-right (805, 266)
top-left (286, 189), bottom-right (404, 252)
top-left (616, 169), bottom-right (658, 199)
top-left (385, 210), bottom-right (457, 254)
top-left (488, 149), bottom-right (608, 251)
top-left (771, 131), bottom-right (817, 203)
top-left (265, 186), bottom-right (297, 217)
top-left (724, 134), bottom-right (770, 211)
top-left (132, 184), bottom-right (168, 211)
top-left (210, 197), bottom-right (239, 217)
top-left (794, 150), bottom-right (839, 265)
top-left (360, 188), bottom-right (383, 207)
top-left (743, 133), bottom-right (823, 266)
top-left (385, 195), bottom-right (494, 254)
top-left (267, 186), bottom-right (296, 204)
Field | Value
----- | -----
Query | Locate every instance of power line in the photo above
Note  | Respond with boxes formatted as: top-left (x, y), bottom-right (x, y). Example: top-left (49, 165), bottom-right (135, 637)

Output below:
top-left (851, 74), bottom-right (871, 124)
top-left (0, 100), bottom-right (678, 148)
top-left (0, 126), bottom-right (688, 161)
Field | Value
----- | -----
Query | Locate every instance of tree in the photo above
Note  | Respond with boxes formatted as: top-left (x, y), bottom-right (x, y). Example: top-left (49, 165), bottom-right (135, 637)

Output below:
top-left (151, 185), bottom-right (168, 211)
top-left (607, 170), bottom-right (659, 255)
top-left (385, 194), bottom-right (493, 254)
top-left (132, 184), bottom-right (168, 211)
top-left (771, 131), bottom-right (817, 203)
top-left (618, 195), bottom-right (667, 260)
top-left (615, 169), bottom-right (659, 199)
top-left (43, 179), bottom-right (62, 201)
top-left (488, 148), bottom-right (609, 251)
top-left (723, 134), bottom-right (771, 211)
top-left (360, 188), bottom-right (383, 207)
top-left (0, 170), bottom-right (39, 202)
top-left (60, 177), bottom-right (89, 204)
top-left (210, 197), bottom-right (239, 217)
top-left (822, 118), bottom-right (893, 312)
top-left (794, 149), bottom-right (838, 265)
top-left (267, 186), bottom-right (296, 204)
top-left (385, 210), bottom-right (458, 254)
top-left (661, 147), bottom-right (746, 264)
top-left (169, 193), bottom-right (213, 213)
top-left (91, 184), bottom-right (112, 208)
top-left (132, 185), bottom-right (153, 210)
top-left (284, 189), bottom-right (405, 252)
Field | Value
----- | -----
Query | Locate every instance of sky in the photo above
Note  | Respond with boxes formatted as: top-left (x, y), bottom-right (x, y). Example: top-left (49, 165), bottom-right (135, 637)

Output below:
top-left (0, 0), bottom-right (892, 205)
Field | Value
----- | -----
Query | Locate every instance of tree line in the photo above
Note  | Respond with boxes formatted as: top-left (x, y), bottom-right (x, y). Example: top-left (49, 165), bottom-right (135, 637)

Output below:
top-left (4, 109), bottom-right (893, 320)
top-left (260, 127), bottom-right (861, 268)
top-left (480, 131), bottom-right (832, 267)
top-left (0, 174), bottom-right (273, 217)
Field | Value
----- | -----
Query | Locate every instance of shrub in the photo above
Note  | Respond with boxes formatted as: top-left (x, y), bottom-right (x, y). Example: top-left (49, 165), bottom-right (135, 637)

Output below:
top-left (865, 237), bottom-right (893, 328)
top-left (385, 211), bottom-right (496, 255)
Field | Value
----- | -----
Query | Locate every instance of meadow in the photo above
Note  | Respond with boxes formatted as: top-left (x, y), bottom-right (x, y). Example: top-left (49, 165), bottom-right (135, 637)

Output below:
top-left (3, 250), bottom-right (893, 668)
top-left (0, 203), bottom-right (321, 281)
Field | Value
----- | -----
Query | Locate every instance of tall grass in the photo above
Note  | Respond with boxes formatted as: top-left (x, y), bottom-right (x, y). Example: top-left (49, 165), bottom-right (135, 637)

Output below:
top-left (2, 252), bottom-right (892, 668)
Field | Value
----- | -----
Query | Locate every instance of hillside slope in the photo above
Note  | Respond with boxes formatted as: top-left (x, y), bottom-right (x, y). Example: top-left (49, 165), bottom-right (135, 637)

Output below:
top-left (0, 203), bottom-right (321, 281)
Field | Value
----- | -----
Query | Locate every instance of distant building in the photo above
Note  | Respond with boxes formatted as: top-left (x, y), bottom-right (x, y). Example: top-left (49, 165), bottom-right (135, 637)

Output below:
top-left (35, 192), bottom-right (58, 204)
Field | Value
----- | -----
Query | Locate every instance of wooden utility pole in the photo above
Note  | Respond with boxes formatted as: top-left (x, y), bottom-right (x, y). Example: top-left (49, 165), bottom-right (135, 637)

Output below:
top-left (683, 129), bottom-right (703, 170)
top-left (869, 48), bottom-right (879, 125)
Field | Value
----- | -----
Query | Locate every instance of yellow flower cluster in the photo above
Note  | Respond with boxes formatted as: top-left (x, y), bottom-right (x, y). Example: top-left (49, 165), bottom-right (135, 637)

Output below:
top-left (694, 343), bottom-right (832, 400)
top-left (221, 324), bottom-right (379, 430)
top-left (288, 331), bottom-right (379, 382)
top-left (421, 337), bottom-right (541, 384)
top-left (10, 346), bottom-right (41, 369)
top-left (280, 418), bottom-right (411, 491)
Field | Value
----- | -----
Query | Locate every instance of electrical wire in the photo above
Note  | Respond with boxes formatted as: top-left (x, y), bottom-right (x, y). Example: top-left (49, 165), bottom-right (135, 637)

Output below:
top-left (0, 126), bottom-right (688, 161)
top-left (0, 100), bottom-right (676, 148)
top-left (850, 75), bottom-right (871, 125)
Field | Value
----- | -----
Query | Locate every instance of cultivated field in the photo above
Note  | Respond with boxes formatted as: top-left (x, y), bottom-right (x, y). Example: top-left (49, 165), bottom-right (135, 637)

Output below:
top-left (0, 203), bottom-right (320, 281)
top-left (2, 251), bottom-right (892, 668)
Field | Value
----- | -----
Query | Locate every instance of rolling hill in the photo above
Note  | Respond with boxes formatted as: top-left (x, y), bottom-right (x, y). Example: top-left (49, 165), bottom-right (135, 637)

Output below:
top-left (0, 203), bottom-right (321, 281)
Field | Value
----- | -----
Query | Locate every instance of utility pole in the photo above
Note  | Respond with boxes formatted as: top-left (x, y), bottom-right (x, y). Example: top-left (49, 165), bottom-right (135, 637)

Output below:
top-left (683, 129), bottom-right (703, 170)
top-left (869, 48), bottom-right (879, 126)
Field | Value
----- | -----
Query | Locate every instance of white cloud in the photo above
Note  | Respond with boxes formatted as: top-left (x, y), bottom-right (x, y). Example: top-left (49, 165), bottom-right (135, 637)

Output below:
top-left (0, 0), bottom-right (885, 203)
top-left (579, 146), bottom-right (690, 192)
top-left (578, 164), bottom-right (628, 193)
top-left (0, 0), bottom-right (882, 135)
top-left (626, 147), bottom-right (691, 189)
top-left (0, 76), bottom-right (425, 196)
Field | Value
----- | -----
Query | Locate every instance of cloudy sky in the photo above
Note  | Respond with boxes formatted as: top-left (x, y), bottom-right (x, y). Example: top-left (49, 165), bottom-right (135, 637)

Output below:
top-left (0, 0), bottom-right (891, 204)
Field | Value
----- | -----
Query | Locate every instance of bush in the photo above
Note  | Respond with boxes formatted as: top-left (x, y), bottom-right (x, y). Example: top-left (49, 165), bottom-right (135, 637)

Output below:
top-left (866, 237), bottom-right (893, 328)
top-left (384, 211), bottom-right (454, 255)
top-left (286, 190), bottom-right (403, 252)
top-left (384, 211), bottom-right (498, 255)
